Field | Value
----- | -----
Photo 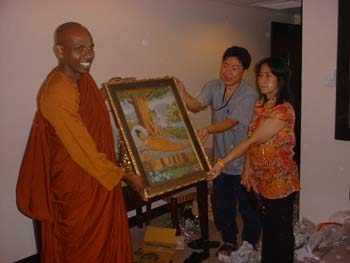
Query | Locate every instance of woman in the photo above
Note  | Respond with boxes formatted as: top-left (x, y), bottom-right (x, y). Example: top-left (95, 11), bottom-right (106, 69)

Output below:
top-left (208, 57), bottom-right (300, 263)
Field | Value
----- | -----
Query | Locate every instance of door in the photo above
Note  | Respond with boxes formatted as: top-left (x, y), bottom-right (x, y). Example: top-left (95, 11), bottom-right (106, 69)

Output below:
top-left (271, 22), bottom-right (302, 164)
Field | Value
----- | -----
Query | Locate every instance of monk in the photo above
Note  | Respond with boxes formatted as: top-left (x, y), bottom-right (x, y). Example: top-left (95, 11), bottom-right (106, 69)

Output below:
top-left (16, 22), bottom-right (147, 262)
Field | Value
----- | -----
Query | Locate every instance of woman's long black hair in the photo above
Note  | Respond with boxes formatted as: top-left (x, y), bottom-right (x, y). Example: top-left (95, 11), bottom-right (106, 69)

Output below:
top-left (255, 57), bottom-right (294, 106)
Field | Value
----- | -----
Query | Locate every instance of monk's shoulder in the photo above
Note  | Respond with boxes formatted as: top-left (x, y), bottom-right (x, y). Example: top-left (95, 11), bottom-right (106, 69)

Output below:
top-left (38, 70), bottom-right (79, 108)
top-left (45, 70), bottom-right (77, 94)
top-left (40, 70), bottom-right (78, 100)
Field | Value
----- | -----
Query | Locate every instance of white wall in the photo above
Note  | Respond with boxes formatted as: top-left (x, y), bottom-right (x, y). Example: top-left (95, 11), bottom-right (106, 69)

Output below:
top-left (0, 0), bottom-right (293, 261)
top-left (300, 0), bottom-right (350, 223)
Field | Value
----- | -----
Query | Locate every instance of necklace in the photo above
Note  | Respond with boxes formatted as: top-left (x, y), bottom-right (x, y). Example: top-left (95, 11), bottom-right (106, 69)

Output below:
top-left (213, 86), bottom-right (236, 111)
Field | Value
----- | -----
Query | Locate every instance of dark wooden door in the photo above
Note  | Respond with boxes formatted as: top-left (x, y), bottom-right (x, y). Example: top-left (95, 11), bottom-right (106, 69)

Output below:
top-left (271, 22), bottom-right (302, 164)
top-left (335, 0), bottom-right (350, 140)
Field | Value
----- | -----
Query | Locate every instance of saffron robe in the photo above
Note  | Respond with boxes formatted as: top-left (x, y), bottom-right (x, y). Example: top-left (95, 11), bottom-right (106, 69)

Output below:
top-left (17, 69), bottom-right (132, 262)
top-left (144, 136), bottom-right (187, 151)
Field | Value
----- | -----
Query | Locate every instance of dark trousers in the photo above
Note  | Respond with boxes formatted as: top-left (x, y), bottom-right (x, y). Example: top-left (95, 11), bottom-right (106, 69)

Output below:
top-left (213, 173), bottom-right (261, 245)
top-left (261, 193), bottom-right (296, 263)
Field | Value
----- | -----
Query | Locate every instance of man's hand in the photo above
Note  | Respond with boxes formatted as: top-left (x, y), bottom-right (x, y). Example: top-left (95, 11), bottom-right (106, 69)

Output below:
top-left (197, 127), bottom-right (209, 144)
top-left (175, 78), bottom-right (186, 93)
top-left (123, 172), bottom-right (148, 201)
top-left (174, 78), bottom-right (204, 113)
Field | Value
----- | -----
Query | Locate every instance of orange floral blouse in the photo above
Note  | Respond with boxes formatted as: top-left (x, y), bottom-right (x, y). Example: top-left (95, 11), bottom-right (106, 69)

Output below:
top-left (247, 97), bottom-right (300, 199)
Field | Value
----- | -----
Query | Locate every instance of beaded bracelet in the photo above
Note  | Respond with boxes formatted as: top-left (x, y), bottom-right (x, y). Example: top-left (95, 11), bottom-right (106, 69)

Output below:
top-left (216, 159), bottom-right (225, 168)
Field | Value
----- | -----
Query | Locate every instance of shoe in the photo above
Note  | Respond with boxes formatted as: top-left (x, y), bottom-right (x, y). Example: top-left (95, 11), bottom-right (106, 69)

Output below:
top-left (217, 242), bottom-right (238, 256)
top-left (243, 240), bottom-right (259, 250)
top-left (184, 250), bottom-right (210, 263)
top-left (188, 238), bottom-right (221, 249)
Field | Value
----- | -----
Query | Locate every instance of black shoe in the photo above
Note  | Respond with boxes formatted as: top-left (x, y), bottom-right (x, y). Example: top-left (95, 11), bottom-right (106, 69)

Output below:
top-left (184, 250), bottom-right (210, 263)
top-left (187, 239), bottom-right (220, 249)
top-left (252, 242), bottom-right (259, 251)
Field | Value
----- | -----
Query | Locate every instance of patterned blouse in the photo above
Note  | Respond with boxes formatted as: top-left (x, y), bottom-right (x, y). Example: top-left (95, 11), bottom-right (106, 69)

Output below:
top-left (247, 97), bottom-right (300, 199)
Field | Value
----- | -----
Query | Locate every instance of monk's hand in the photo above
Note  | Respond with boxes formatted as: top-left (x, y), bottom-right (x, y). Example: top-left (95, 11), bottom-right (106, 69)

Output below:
top-left (124, 172), bottom-right (148, 201)
top-left (206, 161), bottom-right (224, 180)
top-left (108, 77), bottom-right (136, 85)
top-left (197, 127), bottom-right (209, 144)
top-left (100, 86), bottom-right (108, 100)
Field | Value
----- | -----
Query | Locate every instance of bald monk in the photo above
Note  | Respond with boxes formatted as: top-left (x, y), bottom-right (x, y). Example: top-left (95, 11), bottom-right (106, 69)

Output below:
top-left (16, 22), bottom-right (147, 262)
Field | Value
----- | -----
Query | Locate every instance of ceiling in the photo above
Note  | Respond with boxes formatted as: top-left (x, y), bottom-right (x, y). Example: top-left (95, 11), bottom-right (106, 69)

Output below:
top-left (215, 0), bottom-right (302, 14)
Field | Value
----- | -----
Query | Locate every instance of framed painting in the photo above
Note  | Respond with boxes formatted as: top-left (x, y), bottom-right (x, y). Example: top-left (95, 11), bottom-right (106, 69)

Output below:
top-left (103, 77), bottom-right (211, 198)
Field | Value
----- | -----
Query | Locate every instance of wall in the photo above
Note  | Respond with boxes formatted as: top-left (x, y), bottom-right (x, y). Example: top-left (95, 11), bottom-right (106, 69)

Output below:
top-left (0, 0), bottom-right (293, 261)
top-left (300, 0), bottom-right (350, 223)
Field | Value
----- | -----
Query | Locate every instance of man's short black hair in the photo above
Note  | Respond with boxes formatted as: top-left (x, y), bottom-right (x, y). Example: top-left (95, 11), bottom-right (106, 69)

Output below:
top-left (222, 46), bottom-right (251, 69)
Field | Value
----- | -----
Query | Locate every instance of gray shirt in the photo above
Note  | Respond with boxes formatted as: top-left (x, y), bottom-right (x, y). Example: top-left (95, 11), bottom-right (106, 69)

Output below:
top-left (198, 79), bottom-right (258, 175)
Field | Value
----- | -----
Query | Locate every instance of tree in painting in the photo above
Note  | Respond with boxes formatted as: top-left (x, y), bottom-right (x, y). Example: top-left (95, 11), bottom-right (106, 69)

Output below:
top-left (117, 86), bottom-right (169, 136)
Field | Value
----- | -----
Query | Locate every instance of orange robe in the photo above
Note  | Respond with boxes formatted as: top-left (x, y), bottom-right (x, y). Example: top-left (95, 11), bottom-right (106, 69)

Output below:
top-left (145, 136), bottom-right (187, 151)
top-left (16, 69), bottom-right (132, 263)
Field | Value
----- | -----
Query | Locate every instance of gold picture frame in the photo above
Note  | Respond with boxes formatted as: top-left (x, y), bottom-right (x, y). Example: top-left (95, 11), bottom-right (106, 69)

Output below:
top-left (103, 77), bottom-right (211, 198)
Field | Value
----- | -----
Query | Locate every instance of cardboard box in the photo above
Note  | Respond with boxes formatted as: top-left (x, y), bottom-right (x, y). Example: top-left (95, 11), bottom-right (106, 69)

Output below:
top-left (133, 226), bottom-right (177, 263)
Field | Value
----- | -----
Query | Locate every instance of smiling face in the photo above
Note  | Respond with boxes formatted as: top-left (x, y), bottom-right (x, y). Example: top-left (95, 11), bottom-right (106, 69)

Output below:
top-left (55, 25), bottom-right (95, 81)
top-left (220, 56), bottom-right (247, 89)
top-left (257, 63), bottom-right (279, 99)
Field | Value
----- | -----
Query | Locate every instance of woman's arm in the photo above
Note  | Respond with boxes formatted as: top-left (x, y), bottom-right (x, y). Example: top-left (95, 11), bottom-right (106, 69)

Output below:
top-left (207, 118), bottom-right (288, 180)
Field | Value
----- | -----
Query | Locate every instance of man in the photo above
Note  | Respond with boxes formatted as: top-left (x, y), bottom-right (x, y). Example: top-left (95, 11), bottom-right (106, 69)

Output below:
top-left (177, 46), bottom-right (260, 257)
top-left (16, 22), bottom-right (146, 262)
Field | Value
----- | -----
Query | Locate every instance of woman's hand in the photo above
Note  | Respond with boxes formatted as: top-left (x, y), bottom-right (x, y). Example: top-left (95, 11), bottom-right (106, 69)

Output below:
top-left (241, 171), bottom-right (259, 194)
top-left (240, 168), bottom-right (251, 191)
top-left (241, 158), bottom-right (251, 191)
top-left (207, 161), bottom-right (223, 180)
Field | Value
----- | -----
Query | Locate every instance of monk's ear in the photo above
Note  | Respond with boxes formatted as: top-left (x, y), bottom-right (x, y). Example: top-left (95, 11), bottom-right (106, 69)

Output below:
top-left (54, 44), bottom-right (64, 60)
